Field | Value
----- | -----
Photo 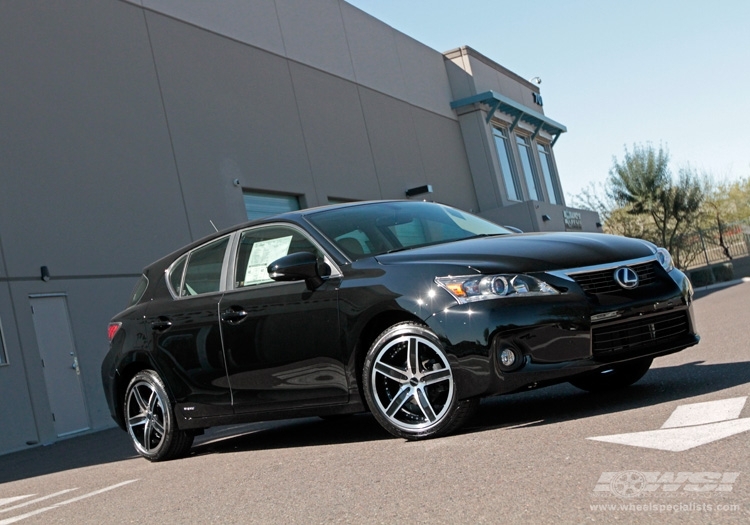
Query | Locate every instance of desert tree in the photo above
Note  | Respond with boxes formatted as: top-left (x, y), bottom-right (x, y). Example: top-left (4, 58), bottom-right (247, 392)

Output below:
top-left (607, 144), bottom-right (705, 266)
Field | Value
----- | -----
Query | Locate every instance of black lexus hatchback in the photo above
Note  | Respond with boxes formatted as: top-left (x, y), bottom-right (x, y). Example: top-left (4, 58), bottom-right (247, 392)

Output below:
top-left (102, 200), bottom-right (699, 461)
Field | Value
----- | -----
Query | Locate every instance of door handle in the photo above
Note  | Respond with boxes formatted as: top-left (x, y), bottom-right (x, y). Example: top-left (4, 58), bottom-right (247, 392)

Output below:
top-left (151, 317), bottom-right (173, 331)
top-left (70, 352), bottom-right (81, 374)
top-left (221, 308), bottom-right (248, 324)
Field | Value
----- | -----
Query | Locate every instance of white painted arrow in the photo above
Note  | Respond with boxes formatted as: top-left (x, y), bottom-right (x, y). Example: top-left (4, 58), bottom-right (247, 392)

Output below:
top-left (588, 396), bottom-right (750, 452)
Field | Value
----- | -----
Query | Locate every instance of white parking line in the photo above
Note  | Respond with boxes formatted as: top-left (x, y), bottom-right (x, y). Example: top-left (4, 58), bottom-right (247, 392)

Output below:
top-left (0, 490), bottom-right (78, 514)
top-left (0, 499), bottom-right (33, 509)
top-left (0, 480), bottom-right (138, 524)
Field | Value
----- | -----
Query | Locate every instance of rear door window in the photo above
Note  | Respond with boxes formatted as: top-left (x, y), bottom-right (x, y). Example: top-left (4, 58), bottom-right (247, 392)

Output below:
top-left (182, 237), bottom-right (230, 296)
top-left (168, 255), bottom-right (187, 296)
top-left (168, 237), bottom-right (230, 298)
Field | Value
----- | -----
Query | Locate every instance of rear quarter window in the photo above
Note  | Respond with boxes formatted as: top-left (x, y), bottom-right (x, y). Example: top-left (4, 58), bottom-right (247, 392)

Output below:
top-left (128, 275), bottom-right (149, 307)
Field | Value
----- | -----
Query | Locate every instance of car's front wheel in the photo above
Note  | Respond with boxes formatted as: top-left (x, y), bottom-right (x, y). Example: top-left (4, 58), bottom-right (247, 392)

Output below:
top-left (363, 322), bottom-right (477, 440)
top-left (569, 357), bottom-right (653, 392)
top-left (124, 370), bottom-right (194, 461)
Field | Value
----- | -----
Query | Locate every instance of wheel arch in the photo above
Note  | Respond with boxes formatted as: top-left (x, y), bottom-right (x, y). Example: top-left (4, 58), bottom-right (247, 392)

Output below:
top-left (352, 310), bottom-right (425, 402)
top-left (112, 354), bottom-right (167, 430)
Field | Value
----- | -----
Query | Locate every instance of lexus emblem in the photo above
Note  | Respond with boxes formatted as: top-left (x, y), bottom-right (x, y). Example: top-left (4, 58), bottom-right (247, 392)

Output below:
top-left (614, 267), bottom-right (639, 289)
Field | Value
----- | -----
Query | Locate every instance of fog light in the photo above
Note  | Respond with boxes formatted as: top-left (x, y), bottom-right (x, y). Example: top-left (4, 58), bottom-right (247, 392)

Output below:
top-left (493, 339), bottom-right (525, 373)
top-left (500, 348), bottom-right (516, 367)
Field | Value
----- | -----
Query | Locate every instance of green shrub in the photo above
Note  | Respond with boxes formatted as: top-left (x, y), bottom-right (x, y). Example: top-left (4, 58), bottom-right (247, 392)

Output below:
top-left (689, 268), bottom-right (713, 287)
top-left (689, 263), bottom-right (734, 287)
top-left (712, 262), bottom-right (734, 282)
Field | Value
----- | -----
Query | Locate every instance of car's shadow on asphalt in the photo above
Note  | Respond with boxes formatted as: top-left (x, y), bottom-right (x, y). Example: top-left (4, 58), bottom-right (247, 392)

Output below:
top-left (0, 427), bottom-right (138, 485)
top-left (463, 359), bottom-right (750, 435)
top-left (190, 359), bottom-right (750, 456)
top-left (189, 413), bottom-right (391, 457)
top-left (1, 360), bottom-right (747, 484)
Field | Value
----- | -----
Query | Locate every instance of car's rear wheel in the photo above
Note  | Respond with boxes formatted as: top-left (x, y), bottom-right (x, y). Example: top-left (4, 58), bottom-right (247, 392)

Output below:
top-left (363, 322), bottom-right (477, 440)
top-left (569, 357), bottom-right (653, 392)
top-left (124, 370), bottom-right (193, 461)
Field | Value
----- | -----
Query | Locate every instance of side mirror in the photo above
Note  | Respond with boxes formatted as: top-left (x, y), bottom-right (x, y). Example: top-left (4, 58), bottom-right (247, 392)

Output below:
top-left (267, 252), bottom-right (330, 290)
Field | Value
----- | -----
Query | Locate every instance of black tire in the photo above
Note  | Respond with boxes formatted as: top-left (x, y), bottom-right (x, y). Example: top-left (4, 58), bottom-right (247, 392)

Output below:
top-left (124, 370), bottom-right (194, 461)
top-left (569, 357), bottom-right (653, 392)
top-left (363, 322), bottom-right (477, 440)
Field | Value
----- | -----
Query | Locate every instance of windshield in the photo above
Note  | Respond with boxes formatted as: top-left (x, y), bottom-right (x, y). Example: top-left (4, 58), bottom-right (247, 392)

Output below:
top-left (306, 201), bottom-right (511, 260)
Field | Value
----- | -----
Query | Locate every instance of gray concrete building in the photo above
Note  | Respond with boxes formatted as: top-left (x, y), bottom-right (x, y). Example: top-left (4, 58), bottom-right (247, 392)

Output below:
top-left (0, 0), bottom-right (599, 456)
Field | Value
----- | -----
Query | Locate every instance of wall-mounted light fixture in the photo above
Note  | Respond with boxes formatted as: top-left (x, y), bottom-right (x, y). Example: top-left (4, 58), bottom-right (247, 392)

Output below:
top-left (40, 266), bottom-right (50, 282)
top-left (541, 214), bottom-right (551, 222)
top-left (405, 184), bottom-right (433, 198)
top-left (596, 222), bottom-right (603, 228)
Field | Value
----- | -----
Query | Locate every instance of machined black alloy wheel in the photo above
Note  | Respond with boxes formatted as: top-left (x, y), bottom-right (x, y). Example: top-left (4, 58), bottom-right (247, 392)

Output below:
top-left (363, 322), bottom-right (477, 440)
top-left (124, 370), bottom-right (193, 461)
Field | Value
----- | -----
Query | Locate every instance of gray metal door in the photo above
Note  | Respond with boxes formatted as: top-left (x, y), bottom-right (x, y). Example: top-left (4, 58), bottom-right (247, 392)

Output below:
top-left (30, 295), bottom-right (90, 437)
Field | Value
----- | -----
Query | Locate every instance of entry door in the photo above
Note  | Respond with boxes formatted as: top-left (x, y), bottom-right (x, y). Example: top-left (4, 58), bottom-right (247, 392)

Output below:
top-left (220, 278), bottom-right (346, 413)
top-left (220, 224), bottom-right (348, 414)
top-left (30, 295), bottom-right (90, 437)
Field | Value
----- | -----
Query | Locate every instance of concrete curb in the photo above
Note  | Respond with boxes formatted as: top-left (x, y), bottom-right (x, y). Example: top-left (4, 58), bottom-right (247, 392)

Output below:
top-left (694, 276), bottom-right (750, 292)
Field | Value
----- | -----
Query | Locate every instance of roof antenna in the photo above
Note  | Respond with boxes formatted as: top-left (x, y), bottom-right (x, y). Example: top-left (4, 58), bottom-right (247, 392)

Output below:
top-left (209, 220), bottom-right (218, 233)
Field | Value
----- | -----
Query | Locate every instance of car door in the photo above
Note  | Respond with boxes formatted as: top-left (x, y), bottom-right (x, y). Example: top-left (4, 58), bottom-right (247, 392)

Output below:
top-left (146, 235), bottom-right (233, 419)
top-left (219, 224), bottom-right (347, 413)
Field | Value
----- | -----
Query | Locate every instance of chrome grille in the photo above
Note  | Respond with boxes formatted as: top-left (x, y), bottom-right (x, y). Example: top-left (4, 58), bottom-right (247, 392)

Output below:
top-left (572, 261), bottom-right (658, 294)
top-left (592, 311), bottom-right (689, 355)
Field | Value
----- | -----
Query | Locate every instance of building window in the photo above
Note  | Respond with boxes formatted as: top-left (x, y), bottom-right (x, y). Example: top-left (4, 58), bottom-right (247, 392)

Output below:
top-left (537, 143), bottom-right (562, 205)
top-left (243, 191), bottom-right (300, 221)
top-left (328, 197), bottom-right (357, 205)
top-left (515, 135), bottom-right (542, 201)
top-left (492, 127), bottom-right (521, 201)
top-left (0, 317), bottom-right (8, 365)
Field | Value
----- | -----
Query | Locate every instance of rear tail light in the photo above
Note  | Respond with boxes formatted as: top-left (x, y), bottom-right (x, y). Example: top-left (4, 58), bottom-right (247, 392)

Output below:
top-left (108, 322), bottom-right (122, 342)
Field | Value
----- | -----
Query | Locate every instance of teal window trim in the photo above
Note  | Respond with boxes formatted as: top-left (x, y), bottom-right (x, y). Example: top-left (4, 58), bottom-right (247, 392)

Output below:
top-left (451, 90), bottom-right (567, 145)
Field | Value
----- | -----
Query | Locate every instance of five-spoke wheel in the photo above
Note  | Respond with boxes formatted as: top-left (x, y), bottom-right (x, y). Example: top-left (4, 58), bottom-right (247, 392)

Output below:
top-left (363, 322), bottom-right (477, 439)
top-left (124, 370), bottom-right (193, 461)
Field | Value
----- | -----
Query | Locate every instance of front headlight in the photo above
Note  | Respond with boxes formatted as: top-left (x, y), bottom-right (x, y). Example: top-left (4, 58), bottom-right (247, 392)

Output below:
top-left (435, 274), bottom-right (559, 304)
top-left (655, 247), bottom-right (674, 272)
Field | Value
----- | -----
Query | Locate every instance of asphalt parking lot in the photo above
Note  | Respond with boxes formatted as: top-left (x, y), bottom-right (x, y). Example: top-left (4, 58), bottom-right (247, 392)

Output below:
top-left (1, 280), bottom-right (748, 524)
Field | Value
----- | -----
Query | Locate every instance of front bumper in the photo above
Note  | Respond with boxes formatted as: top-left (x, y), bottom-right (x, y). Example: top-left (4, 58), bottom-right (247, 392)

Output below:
top-left (426, 267), bottom-right (699, 398)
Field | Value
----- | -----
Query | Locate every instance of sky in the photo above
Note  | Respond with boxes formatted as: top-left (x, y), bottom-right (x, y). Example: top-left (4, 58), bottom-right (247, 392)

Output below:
top-left (346, 0), bottom-right (750, 202)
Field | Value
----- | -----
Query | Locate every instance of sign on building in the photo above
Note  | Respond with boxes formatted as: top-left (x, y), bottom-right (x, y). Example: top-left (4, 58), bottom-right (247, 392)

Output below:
top-left (564, 210), bottom-right (582, 231)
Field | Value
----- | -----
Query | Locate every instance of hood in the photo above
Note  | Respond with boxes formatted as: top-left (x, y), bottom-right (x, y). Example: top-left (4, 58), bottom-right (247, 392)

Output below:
top-left (375, 232), bottom-right (655, 273)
